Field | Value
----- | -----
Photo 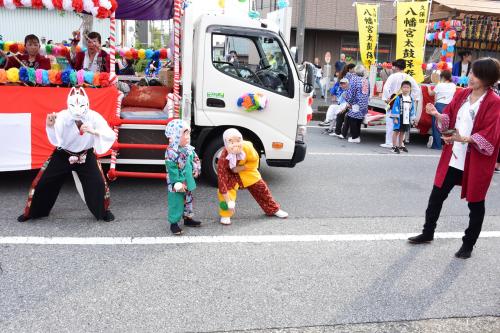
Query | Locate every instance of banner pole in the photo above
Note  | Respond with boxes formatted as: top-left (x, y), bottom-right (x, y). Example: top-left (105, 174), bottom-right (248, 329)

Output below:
top-left (423, 0), bottom-right (433, 63)
top-left (376, 3), bottom-right (380, 64)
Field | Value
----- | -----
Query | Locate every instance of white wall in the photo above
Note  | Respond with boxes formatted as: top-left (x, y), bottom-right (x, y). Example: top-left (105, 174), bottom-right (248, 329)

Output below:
top-left (0, 8), bottom-right (112, 44)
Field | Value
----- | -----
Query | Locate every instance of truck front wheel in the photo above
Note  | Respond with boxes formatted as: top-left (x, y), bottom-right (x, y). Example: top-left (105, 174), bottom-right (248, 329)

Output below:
top-left (202, 137), bottom-right (225, 187)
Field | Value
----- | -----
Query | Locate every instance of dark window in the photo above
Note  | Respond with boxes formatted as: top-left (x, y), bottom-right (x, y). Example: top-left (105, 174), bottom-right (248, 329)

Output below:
top-left (212, 32), bottom-right (293, 97)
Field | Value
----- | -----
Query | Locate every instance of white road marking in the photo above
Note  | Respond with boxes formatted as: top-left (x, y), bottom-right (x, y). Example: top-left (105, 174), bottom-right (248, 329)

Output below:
top-left (1, 232), bottom-right (499, 245)
top-left (308, 152), bottom-right (440, 158)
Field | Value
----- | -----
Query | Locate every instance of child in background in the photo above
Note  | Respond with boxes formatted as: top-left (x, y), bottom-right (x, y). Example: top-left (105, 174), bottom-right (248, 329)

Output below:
top-left (165, 120), bottom-right (202, 235)
top-left (217, 128), bottom-right (288, 225)
top-left (391, 81), bottom-right (416, 154)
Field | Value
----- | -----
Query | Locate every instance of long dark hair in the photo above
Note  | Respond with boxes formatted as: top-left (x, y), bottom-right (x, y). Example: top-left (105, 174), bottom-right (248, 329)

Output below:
top-left (338, 63), bottom-right (355, 80)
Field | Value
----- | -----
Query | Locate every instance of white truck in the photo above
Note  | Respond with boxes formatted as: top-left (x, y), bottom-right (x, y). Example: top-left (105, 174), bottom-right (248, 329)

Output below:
top-left (172, 7), bottom-right (313, 185)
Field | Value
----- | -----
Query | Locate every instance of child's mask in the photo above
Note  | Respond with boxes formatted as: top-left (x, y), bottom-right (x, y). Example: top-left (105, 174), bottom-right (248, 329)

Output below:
top-left (67, 87), bottom-right (89, 121)
top-left (226, 136), bottom-right (243, 155)
top-left (223, 128), bottom-right (246, 169)
top-left (223, 128), bottom-right (244, 153)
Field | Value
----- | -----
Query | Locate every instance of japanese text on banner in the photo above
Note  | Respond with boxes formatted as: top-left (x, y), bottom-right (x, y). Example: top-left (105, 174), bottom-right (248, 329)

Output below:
top-left (396, 1), bottom-right (429, 83)
top-left (356, 3), bottom-right (379, 69)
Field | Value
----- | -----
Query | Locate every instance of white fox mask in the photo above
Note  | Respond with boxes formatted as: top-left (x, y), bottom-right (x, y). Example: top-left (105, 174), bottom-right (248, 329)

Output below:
top-left (67, 87), bottom-right (90, 121)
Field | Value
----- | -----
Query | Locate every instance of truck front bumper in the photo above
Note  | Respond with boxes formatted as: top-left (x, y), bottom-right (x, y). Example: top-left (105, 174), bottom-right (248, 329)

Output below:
top-left (266, 141), bottom-right (307, 168)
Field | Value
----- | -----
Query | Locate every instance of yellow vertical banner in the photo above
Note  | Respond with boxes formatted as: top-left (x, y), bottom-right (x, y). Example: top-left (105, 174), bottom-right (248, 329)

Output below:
top-left (396, 1), bottom-right (429, 83)
top-left (356, 3), bottom-right (378, 69)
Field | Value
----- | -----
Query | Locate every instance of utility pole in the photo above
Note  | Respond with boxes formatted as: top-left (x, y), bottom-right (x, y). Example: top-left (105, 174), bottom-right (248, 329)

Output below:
top-left (295, 0), bottom-right (306, 64)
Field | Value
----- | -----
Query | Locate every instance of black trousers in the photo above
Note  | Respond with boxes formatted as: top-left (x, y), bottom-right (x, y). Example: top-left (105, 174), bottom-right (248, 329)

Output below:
top-left (423, 167), bottom-right (485, 248)
top-left (341, 116), bottom-right (362, 139)
top-left (22, 148), bottom-right (110, 220)
top-left (334, 111), bottom-right (347, 135)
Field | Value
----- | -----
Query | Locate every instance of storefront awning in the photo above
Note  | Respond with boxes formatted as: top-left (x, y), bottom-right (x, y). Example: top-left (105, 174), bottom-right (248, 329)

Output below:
top-left (431, 0), bottom-right (500, 19)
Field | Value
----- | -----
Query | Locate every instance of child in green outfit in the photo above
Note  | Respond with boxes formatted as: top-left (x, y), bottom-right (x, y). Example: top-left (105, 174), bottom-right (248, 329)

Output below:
top-left (165, 119), bottom-right (202, 235)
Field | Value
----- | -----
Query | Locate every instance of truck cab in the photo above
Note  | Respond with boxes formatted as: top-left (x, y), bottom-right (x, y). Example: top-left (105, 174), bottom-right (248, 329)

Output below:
top-left (184, 13), bottom-right (312, 185)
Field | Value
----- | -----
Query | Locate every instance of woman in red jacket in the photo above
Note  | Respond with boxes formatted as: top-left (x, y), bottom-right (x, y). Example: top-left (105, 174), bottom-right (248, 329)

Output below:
top-left (409, 58), bottom-right (500, 259)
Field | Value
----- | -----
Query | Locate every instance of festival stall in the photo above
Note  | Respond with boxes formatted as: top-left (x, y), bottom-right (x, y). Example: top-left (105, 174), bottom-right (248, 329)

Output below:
top-left (418, 0), bottom-right (500, 134)
top-left (0, 0), bottom-right (177, 176)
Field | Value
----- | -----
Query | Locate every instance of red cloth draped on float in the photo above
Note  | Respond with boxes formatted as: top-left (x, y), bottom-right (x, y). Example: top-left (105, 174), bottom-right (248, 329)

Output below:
top-left (0, 86), bottom-right (118, 170)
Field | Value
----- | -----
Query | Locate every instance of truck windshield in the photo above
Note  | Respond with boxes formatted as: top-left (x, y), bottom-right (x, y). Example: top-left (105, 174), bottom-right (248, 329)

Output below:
top-left (212, 33), bottom-right (293, 97)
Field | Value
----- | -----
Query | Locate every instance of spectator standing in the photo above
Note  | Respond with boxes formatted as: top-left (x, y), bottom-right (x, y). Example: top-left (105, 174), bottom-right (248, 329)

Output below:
top-left (313, 57), bottom-right (322, 98)
top-left (427, 70), bottom-right (456, 150)
top-left (408, 58), bottom-right (500, 259)
top-left (390, 81), bottom-right (416, 154)
top-left (342, 64), bottom-right (370, 143)
top-left (335, 53), bottom-right (346, 77)
top-left (381, 59), bottom-right (420, 148)
top-left (452, 51), bottom-right (472, 78)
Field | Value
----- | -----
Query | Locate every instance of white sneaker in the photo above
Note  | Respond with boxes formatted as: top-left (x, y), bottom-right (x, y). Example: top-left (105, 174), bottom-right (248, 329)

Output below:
top-left (220, 217), bottom-right (232, 225)
top-left (348, 137), bottom-right (361, 143)
top-left (427, 136), bottom-right (433, 148)
top-left (329, 132), bottom-right (339, 137)
top-left (274, 209), bottom-right (289, 218)
top-left (380, 143), bottom-right (392, 148)
top-left (338, 134), bottom-right (346, 140)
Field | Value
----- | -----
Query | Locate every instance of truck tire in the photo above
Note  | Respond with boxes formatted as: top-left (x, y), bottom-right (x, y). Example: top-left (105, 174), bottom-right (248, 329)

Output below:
top-left (202, 137), bottom-right (225, 187)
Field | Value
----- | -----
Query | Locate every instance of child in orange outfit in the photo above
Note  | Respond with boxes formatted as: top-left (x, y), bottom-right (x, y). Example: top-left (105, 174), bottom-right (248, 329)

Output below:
top-left (217, 128), bottom-right (288, 225)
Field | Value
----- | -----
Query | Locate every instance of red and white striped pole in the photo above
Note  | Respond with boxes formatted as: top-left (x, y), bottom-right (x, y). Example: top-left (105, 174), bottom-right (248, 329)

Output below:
top-left (109, 12), bottom-right (117, 84)
top-left (108, 91), bottom-right (124, 181)
top-left (107, 12), bottom-right (119, 181)
top-left (173, 0), bottom-right (182, 118)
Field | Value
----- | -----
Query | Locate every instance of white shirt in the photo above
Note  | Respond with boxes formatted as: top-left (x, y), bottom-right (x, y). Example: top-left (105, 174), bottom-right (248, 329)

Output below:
top-left (315, 66), bottom-right (322, 78)
top-left (402, 95), bottom-right (412, 124)
top-left (83, 52), bottom-right (99, 72)
top-left (461, 63), bottom-right (469, 77)
top-left (46, 110), bottom-right (116, 154)
top-left (433, 82), bottom-right (456, 104)
top-left (449, 93), bottom-right (486, 171)
top-left (382, 72), bottom-right (421, 102)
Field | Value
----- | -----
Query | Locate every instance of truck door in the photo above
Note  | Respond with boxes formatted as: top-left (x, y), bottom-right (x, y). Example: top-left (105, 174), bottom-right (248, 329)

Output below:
top-left (201, 26), bottom-right (300, 160)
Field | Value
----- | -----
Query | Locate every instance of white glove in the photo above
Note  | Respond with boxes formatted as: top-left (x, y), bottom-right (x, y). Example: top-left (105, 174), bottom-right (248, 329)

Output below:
top-left (174, 182), bottom-right (184, 192)
top-left (227, 201), bottom-right (235, 210)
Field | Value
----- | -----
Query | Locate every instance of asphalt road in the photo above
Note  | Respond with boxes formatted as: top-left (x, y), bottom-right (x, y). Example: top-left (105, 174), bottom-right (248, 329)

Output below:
top-left (1, 124), bottom-right (499, 332)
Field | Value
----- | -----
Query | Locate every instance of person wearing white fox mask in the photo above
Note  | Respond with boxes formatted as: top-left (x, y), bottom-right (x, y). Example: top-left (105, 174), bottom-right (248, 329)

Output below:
top-left (18, 87), bottom-right (117, 223)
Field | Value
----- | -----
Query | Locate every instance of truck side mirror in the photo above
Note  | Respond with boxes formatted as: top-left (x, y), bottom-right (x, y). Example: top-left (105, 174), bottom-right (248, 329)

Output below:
top-left (303, 63), bottom-right (315, 94)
